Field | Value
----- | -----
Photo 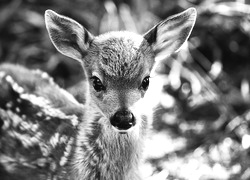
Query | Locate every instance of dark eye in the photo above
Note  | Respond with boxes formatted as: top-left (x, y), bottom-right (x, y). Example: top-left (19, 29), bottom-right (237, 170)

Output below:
top-left (91, 76), bottom-right (106, 92)
top-left (140, 76), bottom-right (150, 90)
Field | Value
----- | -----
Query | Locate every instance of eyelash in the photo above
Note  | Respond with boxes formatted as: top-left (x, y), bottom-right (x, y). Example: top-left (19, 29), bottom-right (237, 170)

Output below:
top-left (140, 76), bottom-right (150, 90)
top-left (90, 76), bottom-right (150, 92)
top-left (90, 76), bottom-right (106, 92)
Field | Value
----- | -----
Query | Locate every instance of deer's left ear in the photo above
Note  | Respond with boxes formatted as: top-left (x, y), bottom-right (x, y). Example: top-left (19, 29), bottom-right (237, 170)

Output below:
top-left (143, 8), bottom-right (197, 57)
top-left (45, 10), bottom-right (94, 62)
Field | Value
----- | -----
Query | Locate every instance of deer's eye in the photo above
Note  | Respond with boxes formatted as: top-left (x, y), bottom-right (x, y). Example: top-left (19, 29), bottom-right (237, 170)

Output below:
top-left (91, 76), bottom-right (106, 92)
top-left (140, 76), bottom-right (150, 91)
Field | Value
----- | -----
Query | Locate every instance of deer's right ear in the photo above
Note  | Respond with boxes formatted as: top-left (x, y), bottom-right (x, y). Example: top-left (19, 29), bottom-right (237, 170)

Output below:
top-left (45, 10), bottom-right (94, 62)
top-left (143, 8), bottom-right (197, 59)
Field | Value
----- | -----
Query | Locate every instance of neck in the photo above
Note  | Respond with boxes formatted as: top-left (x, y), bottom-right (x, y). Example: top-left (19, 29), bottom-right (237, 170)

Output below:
top-left (71, 113), bottom-right (144, 180)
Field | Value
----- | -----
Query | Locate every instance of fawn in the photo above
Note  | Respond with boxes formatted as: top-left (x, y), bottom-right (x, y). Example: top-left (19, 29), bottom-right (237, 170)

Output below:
top-left (0, 8), bottom-right (196, 180)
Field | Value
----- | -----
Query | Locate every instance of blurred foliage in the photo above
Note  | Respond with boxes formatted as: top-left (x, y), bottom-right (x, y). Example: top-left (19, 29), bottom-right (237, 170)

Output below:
top-left (1, 0), bottom-right (250, 179)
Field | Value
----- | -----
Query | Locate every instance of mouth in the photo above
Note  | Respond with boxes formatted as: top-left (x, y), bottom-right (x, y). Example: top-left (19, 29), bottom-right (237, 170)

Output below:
top-left (111, 125), bottom-right (135, 134)
top-left (118, 130), bottom-right (129, 134)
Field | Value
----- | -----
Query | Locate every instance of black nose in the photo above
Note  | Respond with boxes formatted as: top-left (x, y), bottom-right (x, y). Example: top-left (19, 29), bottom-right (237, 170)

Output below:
top-left (110, 110), bottom-right (135, 130)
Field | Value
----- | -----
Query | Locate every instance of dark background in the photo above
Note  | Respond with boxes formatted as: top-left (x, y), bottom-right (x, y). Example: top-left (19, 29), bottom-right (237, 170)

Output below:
top-left (1, 0), bottom-right (250, 179)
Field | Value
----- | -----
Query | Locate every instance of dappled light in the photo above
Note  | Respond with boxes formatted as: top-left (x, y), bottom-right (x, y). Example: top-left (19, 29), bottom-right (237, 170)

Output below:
top-left (1, 0), bottom-right (250, 179)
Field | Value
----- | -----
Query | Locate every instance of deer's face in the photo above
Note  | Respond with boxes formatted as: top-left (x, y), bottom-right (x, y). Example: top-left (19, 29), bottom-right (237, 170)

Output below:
top-left (45, 8), bottom-right (196, 133)
top-left (84, 32), bottom-right (155, 132)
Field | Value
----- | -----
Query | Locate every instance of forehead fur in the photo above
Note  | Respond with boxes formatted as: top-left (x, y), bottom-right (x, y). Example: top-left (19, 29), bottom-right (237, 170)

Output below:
top-left (91, 31), bottom-right (154, 79)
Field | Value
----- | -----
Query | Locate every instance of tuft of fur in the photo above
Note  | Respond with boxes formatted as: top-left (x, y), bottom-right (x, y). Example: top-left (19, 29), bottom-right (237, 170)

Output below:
top-left (92, 31), bottom-right (154, 79)
top-left (72, 113), bottom-right (145, 179)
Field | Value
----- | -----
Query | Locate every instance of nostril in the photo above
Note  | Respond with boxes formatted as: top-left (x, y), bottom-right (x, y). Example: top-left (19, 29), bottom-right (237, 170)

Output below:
top-left (110, 110), bottom-right (135, 130)
top-left (115, 110), bottom-right (132, 120)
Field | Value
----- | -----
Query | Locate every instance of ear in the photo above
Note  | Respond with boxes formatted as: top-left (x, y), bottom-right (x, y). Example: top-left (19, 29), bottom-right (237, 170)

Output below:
top-left (143, 8), bottom-right (197, 58)
top-left (45, 10), bottom-right (94, 62)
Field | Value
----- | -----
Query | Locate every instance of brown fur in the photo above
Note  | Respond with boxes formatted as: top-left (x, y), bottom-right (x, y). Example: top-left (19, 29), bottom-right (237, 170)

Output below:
top-left (6, 8), bottom-right (196, 180)
top-left (89, 31), bottom-right (154, 79)
top-left (0, 8), bottom-right (196, 180)
top-left (70, 31), bottom-right (154, 180)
